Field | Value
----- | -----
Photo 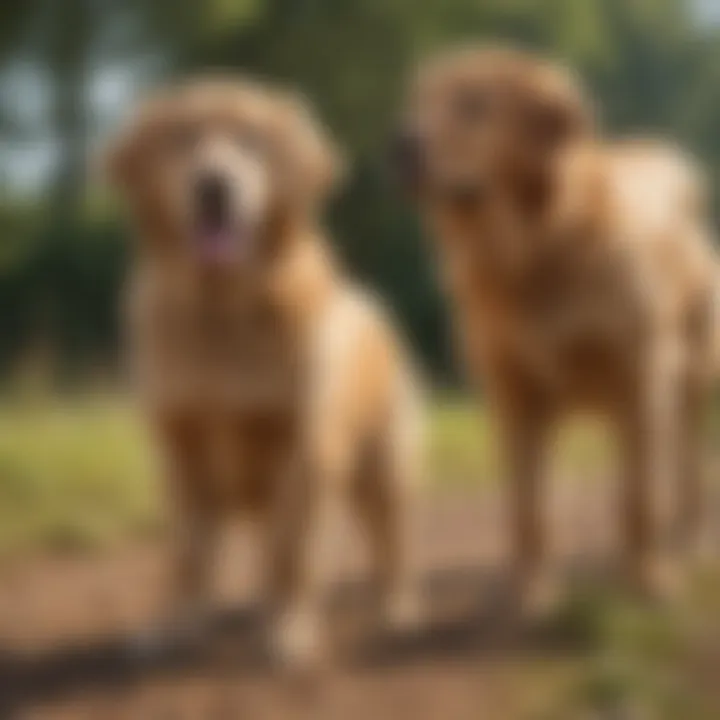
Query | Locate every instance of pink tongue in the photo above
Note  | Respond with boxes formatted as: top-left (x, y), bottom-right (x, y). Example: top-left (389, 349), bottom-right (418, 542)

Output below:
top-left (199, 230), bottom-right (235, 263)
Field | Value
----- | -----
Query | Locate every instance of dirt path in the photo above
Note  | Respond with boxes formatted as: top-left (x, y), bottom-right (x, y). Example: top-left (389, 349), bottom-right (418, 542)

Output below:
top-left (0, 485), bottom-right (716, 720)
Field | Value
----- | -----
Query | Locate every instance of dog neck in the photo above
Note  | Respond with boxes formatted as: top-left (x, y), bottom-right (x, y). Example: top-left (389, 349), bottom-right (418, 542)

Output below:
top-left (136, 219), bottom-right (340, 328)
top-left (430, 139), bottom-right (606, 300)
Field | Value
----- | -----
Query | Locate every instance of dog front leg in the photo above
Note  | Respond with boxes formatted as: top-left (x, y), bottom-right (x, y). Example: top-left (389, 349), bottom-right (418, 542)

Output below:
top-left (266, 449), bottom-right (345, 670)
top-left (674, 369), bottom-right (709, 559)
top-left (495, 388), bottom-right (556, 617)
top-left (619, 334), bottom-right (683, 599)
top-left (129, 500), bottom-right (220, 659)
top-left (164, 501), bottom-right (221, 637)
top-left (131, 419), bottom-right (221, 658)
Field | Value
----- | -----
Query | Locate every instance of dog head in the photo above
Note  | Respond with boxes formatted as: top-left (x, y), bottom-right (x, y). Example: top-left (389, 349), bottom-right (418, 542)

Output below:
top-left (393, 46), bottom-right (592, 216)
top-left (105, 78), bottom-right (342, 265)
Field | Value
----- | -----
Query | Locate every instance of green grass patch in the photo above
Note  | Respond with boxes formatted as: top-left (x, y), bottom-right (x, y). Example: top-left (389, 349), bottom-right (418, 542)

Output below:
top-left (0, 395), bottom-right (614, 555)
top-left (430, 399), bottom-right (615, 485)
top-left (530, 581), bottom-right (720, 719)
top-left (0, 396), bottom-right (160, 556)
top-left (0, 396), bottom-right (718, 717)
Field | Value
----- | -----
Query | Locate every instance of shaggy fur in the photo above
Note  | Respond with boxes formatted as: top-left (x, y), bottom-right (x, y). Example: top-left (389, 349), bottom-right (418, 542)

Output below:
top-left (397, 46), bottom-right (718, 604)
top-left (107, 78), bottom-right (423, 666)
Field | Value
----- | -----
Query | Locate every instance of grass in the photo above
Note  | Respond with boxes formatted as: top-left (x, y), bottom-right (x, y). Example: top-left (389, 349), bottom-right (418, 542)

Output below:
top-left (431, 400), bottom-right (615, 485)
top-left (527, 577), bottom-right (720, 719)
top-left (0, 395), bottom-right (160, 555)
top-left (0, 395), bottom-right (718, 717)
top-left (0, 394), bottom-right (618, 556)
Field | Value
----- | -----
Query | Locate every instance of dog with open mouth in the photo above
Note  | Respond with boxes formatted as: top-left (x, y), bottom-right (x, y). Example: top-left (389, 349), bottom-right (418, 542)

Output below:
top-left (393, 46), bottom-right (720, 609)
top-left (106, 78), bottom-right (424, 668)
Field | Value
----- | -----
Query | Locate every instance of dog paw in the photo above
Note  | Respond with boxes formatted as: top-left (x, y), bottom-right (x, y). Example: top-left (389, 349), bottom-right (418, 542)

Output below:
top-left (622, 556), bottom-right (686, 603)
top-left (685, 532), bottom-right (717, 570)
top-left (125, 626), bottom-right (173, 664)
top-left (272, 609), bottom-right (325, 670)
top-left (383, 588), bottom-right (423, 632)
top-left (510, 568), bottom-right (563, 624)
top-left (125, 613), bottom-right (207, 664)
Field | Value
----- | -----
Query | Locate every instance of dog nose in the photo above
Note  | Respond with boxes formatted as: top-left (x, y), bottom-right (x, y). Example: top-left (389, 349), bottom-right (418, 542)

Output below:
top-left (195, 173), bottom-right (230, 228)
top-left (389, 129), bottom-right (425, 187)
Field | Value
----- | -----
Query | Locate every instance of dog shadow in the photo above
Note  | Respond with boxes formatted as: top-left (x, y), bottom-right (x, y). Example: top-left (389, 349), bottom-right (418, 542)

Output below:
top-left (0, 560), bottom-right (610, 715)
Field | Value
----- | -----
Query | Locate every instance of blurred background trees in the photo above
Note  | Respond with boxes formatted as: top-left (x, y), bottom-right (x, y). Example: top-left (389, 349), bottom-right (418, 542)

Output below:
top-left (1, 0), bottom-right (719, 384)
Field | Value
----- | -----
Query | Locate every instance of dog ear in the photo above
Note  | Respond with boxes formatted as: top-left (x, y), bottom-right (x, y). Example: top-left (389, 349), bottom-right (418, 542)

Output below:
top-left (511, 66), bottom-right (593, 214)
top-left (101, 93), bottom-right (171, 193)
top-left (277, 92), bottom-right (346, 209)
top-left (528, 66), bottom-right (593, 152)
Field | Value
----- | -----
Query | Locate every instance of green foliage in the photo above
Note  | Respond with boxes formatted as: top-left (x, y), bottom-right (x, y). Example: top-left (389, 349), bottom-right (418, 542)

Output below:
top-left (1, 0), bottom-right (720, 380)
top-left (0, 216), bottom-right (128, 380)
top-left (539, 584), bottom-right (720, 719)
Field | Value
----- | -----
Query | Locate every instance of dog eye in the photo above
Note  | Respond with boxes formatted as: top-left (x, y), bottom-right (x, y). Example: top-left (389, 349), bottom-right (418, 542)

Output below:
top-left (235, 126), bottom-right (267, 155)
top-left (455, 91), bottom-right (488, 121)
top-left (167, 121), bottom-right (200, 151)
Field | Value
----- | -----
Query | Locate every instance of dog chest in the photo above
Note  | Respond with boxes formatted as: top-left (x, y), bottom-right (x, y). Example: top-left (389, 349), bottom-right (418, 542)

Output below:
top-left (131, 282), bottom-right (304, 412)
top-left (463, 265), bottom-right (643, 405)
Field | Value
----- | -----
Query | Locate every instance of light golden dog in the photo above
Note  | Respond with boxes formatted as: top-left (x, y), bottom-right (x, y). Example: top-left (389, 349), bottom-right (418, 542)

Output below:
top-left (106, 78), bottom-right (423, 667)
top-left (395, 46), bottom-right (718, 605)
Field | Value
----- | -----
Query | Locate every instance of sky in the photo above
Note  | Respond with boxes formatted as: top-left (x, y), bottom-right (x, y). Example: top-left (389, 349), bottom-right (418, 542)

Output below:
top-left (695, 0), bottom-right (720, 25)
top-left (1, 62), bottom-right (140, 192)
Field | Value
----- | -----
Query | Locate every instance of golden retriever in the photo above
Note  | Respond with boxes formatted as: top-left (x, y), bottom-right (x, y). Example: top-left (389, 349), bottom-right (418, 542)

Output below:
top-left (106, 78), bottom-right (423, 667)
top-left (394, 46), bottom-right (718, 607)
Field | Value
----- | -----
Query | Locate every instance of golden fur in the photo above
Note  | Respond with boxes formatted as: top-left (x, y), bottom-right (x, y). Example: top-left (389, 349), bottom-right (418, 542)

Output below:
top-left (399, 47), bottom-right (718, 603)
top-left (107, 78), bottom-right (423, 666)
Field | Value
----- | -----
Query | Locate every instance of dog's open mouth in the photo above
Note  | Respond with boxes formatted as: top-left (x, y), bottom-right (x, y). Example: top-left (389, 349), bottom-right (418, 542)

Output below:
top-left (195, 173), bottom-right (248, 264)
top-left (197, 225), bottom-right (236, 263)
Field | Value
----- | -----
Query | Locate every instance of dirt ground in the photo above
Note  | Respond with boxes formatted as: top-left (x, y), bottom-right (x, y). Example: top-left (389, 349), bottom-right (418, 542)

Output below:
top-left (0, 485), bottom-right (717, 720)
